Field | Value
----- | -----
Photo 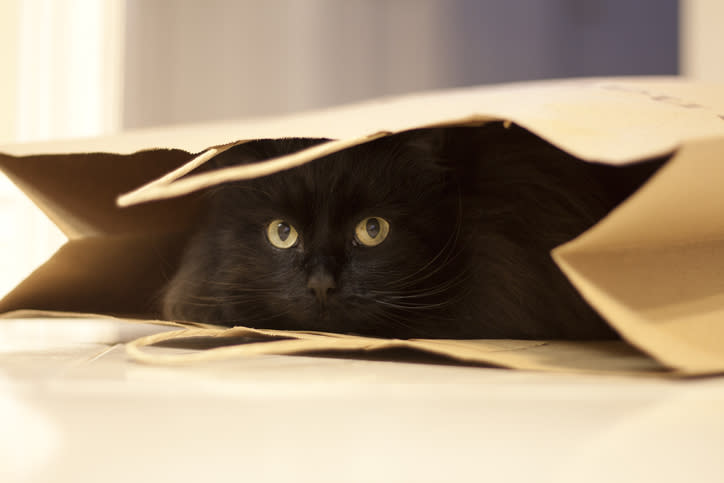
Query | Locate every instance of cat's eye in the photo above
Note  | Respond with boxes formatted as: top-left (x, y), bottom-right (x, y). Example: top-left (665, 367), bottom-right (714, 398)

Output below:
top-left (354, 217), bottom-right (390, 247)
top-left (266, 219), bottom-right (299, 249)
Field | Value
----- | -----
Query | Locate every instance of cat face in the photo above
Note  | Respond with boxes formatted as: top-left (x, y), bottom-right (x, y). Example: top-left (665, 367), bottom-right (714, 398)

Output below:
top-left (164, 134), bottom-right (469, 338)
top-left (164, 125), bottom-right (660, 340)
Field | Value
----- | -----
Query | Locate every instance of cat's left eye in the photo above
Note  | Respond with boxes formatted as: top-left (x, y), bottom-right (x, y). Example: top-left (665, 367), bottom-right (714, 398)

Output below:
top-left (266, 219), bottom-right (299, 249)
top-left (354, 217), bottom-right (390, 247)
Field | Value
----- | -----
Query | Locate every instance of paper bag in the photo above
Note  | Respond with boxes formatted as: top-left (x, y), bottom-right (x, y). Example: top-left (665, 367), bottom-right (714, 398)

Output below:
top-left (2, 77), bottom-right (724, 376)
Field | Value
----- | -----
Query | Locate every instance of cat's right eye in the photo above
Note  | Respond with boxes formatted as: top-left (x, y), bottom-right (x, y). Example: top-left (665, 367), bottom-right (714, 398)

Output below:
top-left (354, 216), bottom-right (390, 247)
top-left (266, 219), bottom-right (299, 249)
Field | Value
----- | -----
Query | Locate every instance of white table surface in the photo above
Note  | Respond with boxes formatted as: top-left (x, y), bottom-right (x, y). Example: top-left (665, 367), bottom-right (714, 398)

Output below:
top-left (1, 318), bottom-right (723, 483)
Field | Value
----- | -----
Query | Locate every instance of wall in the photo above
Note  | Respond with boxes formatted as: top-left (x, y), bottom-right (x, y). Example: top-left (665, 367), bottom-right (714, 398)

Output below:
top-left (680, 0), bottom-right (724, 80)
top-left (123, 0), bottom-right (679, 129)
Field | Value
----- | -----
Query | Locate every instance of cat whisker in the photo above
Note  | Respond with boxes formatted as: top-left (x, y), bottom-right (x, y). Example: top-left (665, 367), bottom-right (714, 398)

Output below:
top-left (229, 309), bottom-right (295, 327)
top-left (385, 243), bottom-right (468, 291)
top-left (386, 196), bottom-right (465, 290)
top-left (376, 275), bottom-right (472, 301)
top-left (387, 228), bottom-right (460, 288)
top-left (367, 310), bottom-right (418, 332)
top-left (184, 286), bottom-right (282, 296)
top-left (370, 269), bottom-right (474, 318)
top-left (375, 299), bottom-right (458, 311)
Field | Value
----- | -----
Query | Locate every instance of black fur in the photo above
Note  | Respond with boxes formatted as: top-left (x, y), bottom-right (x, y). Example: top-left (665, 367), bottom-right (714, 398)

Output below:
top-left (162, 124), bottom-right (664, 339)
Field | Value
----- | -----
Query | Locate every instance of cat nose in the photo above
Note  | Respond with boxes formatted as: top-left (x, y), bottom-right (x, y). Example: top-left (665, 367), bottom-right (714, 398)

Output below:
top-left (307, 270), bottom-right (336, 303)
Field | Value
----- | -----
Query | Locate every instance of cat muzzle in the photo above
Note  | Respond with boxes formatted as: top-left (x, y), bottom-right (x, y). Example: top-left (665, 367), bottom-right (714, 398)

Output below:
top-left (306, 269), bottom-right (336, 304)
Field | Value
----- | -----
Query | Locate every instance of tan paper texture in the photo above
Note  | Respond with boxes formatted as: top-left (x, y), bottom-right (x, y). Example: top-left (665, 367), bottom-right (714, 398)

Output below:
top-left (1, 77), bottom-right (724, 376)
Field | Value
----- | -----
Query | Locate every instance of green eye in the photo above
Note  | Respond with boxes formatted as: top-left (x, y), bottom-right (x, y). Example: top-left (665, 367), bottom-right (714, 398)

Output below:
top-left (266, 219), bottom-right (299, 249)
top-left (354, 217), bottom-right (390, 247)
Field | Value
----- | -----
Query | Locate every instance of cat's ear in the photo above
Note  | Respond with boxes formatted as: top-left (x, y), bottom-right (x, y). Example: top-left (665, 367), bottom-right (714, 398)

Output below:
top-left (202, 140), bottom-right (277, 169)
top-left (396, 127), bottom-right (492, 185)
top-left (206, 143), bottom-right (261, 169)
top-left (185, 143), bottom-right (263, 174)
top-left (394, 128), bottom-right (448, 156)
top-left (202, 138), bottom-right (331, 169)
top-left (385, 128), bottom-right (457, 175)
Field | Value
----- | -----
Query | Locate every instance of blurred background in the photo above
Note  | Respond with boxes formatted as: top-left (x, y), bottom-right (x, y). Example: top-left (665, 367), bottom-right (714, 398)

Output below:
top-left (0, 0), bottom-right (722, 297)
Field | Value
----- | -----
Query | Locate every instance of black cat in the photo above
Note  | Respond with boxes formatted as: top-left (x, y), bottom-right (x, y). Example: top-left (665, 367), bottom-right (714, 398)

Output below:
top-left (162, 124), bottom-right (664, 339)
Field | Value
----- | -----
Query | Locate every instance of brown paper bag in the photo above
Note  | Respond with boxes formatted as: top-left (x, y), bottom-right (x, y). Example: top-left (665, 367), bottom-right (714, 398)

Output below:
top-left (2, 77), bottom-right (724, 376)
